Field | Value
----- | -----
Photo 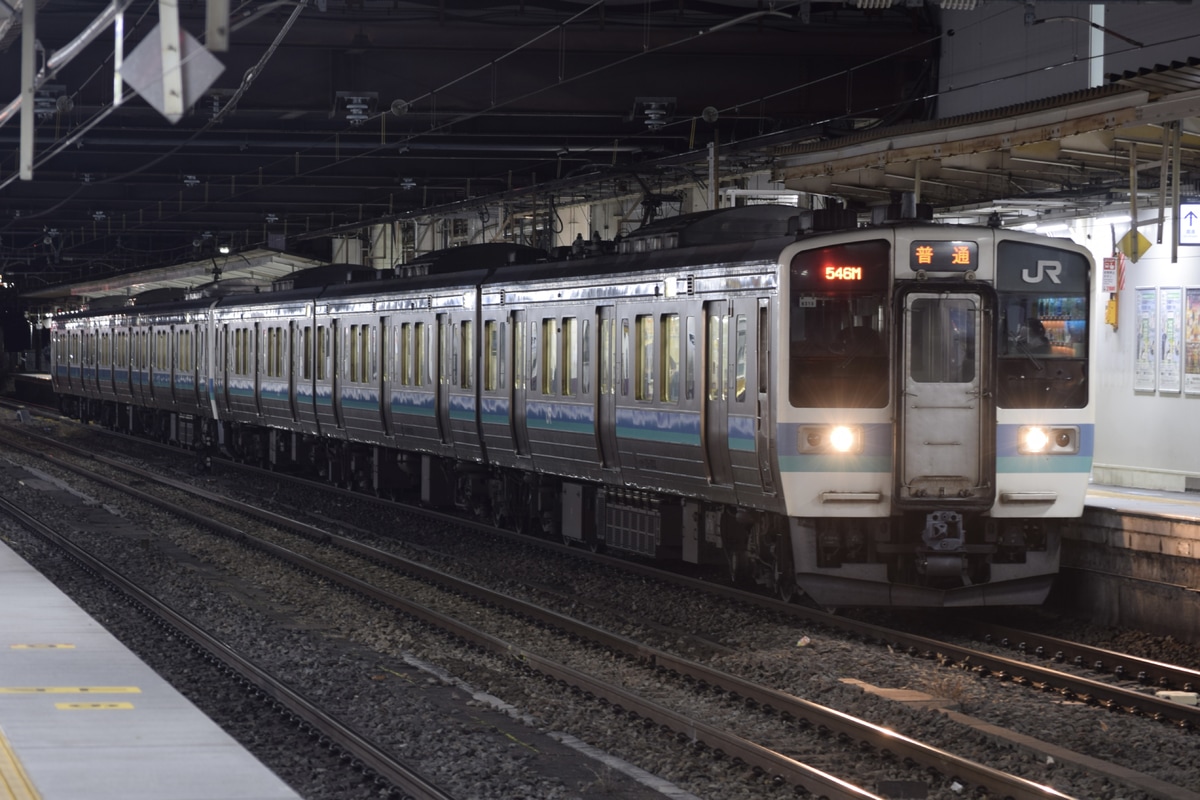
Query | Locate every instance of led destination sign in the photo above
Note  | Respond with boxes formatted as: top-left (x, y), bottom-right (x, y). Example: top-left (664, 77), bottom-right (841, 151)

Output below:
top-left (824, 265), bottom-right (863, 281)
top-left (910, 240), bottom-right (977, 271)
top-left (790, 240), bottom-right (890, 291)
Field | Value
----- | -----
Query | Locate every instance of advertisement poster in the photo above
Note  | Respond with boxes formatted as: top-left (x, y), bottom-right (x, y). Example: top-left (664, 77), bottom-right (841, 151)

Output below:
top-left (1134, 287), bottom-right (1157, 392)
top-left (1188, 288), bottom-right (1200, 395)
top-left (1159, 287), bottom-right (1183, 394)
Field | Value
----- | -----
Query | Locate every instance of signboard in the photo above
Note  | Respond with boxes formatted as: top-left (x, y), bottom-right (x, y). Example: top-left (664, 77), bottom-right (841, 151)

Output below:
top-left (1102, 257), bottom-right (1118, 293)
top-left (1181, 203), bottom-right (1200, 245)
top-left (1117, 229), bottom-right (1152, 261)
top-left (909, 240), bottom-right (977, 271)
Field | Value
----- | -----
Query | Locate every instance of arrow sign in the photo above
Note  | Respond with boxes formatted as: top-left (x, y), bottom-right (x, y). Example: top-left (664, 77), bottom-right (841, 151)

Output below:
top-left (1181, 203), bottom-right (1200, 246)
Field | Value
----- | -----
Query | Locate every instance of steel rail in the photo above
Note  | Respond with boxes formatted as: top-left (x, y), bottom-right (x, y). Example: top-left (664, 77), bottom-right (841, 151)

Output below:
top-left (2, 425), bottom-right (1077, 800)
top-left (0, 471), bottom-right (456, 800)
top-left (964, 620), bottom-right (1200, 694)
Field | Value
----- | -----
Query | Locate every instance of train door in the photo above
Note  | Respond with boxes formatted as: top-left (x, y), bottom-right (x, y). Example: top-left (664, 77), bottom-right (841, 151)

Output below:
top-left (702, 300), bottom-right (734, 486)
top-left (896, 287), bottom-right (995, 504)
top-left (510, 308), bottom-right (531, 457)
top-left (596, 306), bottom-right (619, 470)
top-left (435, 313), bottom-right (451, 444)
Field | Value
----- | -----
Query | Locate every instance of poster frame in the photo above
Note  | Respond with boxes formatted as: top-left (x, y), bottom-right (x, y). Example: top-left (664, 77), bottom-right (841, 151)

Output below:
top-left (1186, 287), bottom-right (1200, 395)
top-left (1134, 286), bottom-right (1157, 392)
top-left (1159, 286), bottom-right (1183, 394)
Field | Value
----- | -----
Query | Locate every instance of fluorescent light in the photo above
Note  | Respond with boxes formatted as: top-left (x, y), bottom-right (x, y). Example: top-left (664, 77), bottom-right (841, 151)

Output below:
top-left (1098, 214), bottom-right (1131, 225)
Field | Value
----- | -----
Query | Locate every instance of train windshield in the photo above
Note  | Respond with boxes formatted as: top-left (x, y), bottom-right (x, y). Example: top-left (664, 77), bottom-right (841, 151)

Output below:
top-left (788, 240), bottom-right (890, 408)
top-left (995, 241), bottom-right (1090, 409)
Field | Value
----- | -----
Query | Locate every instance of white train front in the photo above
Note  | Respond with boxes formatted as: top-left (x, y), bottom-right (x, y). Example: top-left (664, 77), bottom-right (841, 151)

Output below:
top-left (51, 205), bottom-right (1095, 607)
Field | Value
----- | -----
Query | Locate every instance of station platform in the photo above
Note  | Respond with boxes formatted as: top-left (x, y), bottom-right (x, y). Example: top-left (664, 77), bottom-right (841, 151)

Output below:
top-left (1086, 483), bottom-right (1200, 520)
top-left (0, 541), bottom-right (299, 800)
top-left (1056, 483), bottom-right (1200, 641)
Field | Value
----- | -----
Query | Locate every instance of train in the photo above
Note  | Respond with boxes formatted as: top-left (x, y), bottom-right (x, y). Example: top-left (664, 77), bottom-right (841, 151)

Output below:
top-left (49, 203), bottom-right (1095, 607)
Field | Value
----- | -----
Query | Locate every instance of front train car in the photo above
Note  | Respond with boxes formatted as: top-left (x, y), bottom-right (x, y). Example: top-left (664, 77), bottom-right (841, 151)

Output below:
top-left (779, 222), bottom-right (1093, 606)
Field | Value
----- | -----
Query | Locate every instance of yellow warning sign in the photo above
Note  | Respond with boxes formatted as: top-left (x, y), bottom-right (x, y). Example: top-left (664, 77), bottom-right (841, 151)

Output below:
top-left (1117, 229), bottom-right (1152, 262)
top-left (0, 687), bottom-right (141, 694)
top-left (55, 702), bottom-right (135, 711)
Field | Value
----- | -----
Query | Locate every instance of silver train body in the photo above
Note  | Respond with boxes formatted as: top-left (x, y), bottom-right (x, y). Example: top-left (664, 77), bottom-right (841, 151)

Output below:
top-left (50, 206), bottom-right (1095, 607)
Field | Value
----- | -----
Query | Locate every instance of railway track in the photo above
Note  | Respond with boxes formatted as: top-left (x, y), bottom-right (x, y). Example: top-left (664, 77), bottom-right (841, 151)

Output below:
top-left (0, 418), bottom-right (1080, 800)
top-left (4, 410), bottom-right (1200, 798)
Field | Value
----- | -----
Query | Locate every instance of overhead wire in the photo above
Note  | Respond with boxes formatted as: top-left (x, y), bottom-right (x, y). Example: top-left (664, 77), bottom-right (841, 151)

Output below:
top-left (8, 1), bottom-right (1198, 270)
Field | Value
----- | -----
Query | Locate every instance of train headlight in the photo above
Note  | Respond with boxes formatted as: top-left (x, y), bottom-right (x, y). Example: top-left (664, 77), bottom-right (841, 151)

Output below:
top-left (799, 424), bottom-right (864, 454)
top-left (1019, 426), bottom-right (1050, 454)
top-left (1018, 425), bottom-right (1079, 455)
top-left (830, 425), bottom-right (857, 453)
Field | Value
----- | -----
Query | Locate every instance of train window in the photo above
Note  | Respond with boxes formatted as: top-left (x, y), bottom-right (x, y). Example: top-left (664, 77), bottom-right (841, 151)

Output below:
top-left (277, 326), bottom-right (286, 378)
top-left (316, 325), bottom-right (328, 381)
top-left (461, 320), bottom-right (473, 389)
top-left (302, 327), bottom-right (313, 381)
top-left (734, 314), bottom-right (748, 402)
top-left (243, 328), bottom-right (251, 376)
top-left (398, 323), bottom-right (410, 385)
top-left (661, 313), bottom-right (680, 403)
top-left (513, 318), bottom-right (525, 391)
top-left (580, 319), bottom-right (590, 395)
top-left (997, 293), bottom-right (1088, 408)
top-left (360, 326), bottom-right (369, 386)
top-left (707, 314), bottom-right (725, 402)
top-left (758, 305), bottom-right (769, 394)
top-left (789, 291), bottom-right (888, 408)
top-left (348, 325), bottom-right (359, 382)
top-left (996, 241), bottom-right (1089, 408)
top-left (620, 319), bottom-right (630, 396)
top-left (541, 318), bottom-right (557, 395)
top-left (498, 322), bottom-right (507, 390)
top-left (635, 315), bottom-right (654, 401)
top-left (529, 321), bottom-right (539, 391)
top-left (562, 317), bottom-right (578, 397)
top-left (600, 318), bottom-right (613, 395)
top-left (685, 317), bottom-right (695, 401)
top-left (908, 298), bottom-right (976, 384)
top-left (484, 320), bottom-right (499, 390)
top-left (418, 322), bottom-right (426, 387)
top-left (378, 323), bottom-right (386, 383)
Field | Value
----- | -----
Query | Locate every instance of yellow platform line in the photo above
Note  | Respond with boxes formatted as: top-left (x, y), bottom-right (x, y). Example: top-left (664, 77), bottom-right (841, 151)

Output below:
top-left (0, 725), bottom-right (40, 800)
top-left (55, 703), bottom-right (135, 711)
top-left (8, 645), bottom-right (74, 650)
top-left (0, 687), bottom-right (141, 695)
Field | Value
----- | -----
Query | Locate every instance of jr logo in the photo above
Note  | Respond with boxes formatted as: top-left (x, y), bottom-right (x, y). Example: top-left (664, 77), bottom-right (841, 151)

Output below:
top-left (1022, 259), bottom-right (1062, 284)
